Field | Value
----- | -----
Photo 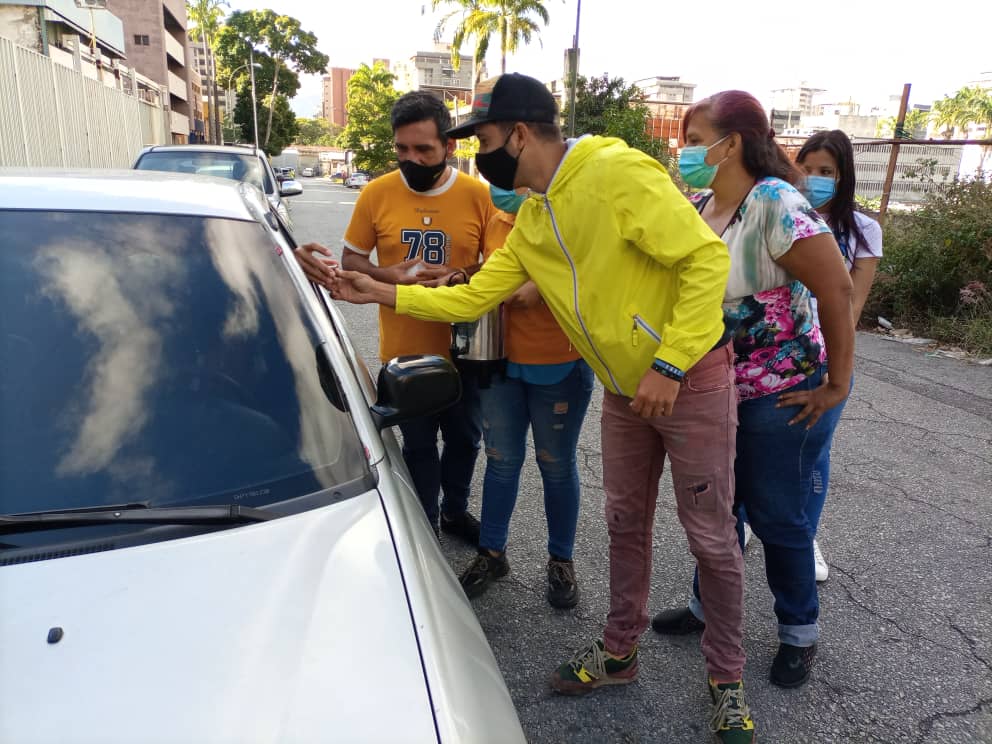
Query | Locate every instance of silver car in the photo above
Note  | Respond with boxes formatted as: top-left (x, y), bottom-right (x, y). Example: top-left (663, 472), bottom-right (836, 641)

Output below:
top-left (132, 144), bottom-right (302, 230)
top-left (0, 170), bottom-right (525, 744)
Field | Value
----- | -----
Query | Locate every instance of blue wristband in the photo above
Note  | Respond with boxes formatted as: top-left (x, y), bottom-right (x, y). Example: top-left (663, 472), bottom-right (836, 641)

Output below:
top-left (651, 358), bottom-right (685, 382)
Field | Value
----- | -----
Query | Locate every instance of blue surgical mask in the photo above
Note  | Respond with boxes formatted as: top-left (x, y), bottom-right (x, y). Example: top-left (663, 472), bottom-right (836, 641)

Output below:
top-left (489, 184), bottom-right (526, 214)
top-left (804, 175), bottom-right (837, 209)
top-left (678, 135), bottom-right (730, 189)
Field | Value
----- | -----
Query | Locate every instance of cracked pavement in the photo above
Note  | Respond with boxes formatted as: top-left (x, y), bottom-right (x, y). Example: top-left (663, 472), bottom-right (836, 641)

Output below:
top-left (295, 185), bottom-right (992, 743)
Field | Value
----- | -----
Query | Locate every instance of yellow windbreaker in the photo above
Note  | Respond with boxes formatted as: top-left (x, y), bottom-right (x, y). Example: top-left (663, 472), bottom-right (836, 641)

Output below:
top-left (396, 135), bottom-right (729, 397)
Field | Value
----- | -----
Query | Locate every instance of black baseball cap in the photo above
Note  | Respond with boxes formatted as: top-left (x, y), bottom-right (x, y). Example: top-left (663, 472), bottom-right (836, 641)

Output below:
top-left (447, 73), bottom-right (559, 139)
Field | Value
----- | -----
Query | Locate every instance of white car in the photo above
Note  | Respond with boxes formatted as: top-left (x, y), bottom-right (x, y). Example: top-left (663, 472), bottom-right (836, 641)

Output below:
top-left (133, 144), bottom-right (301, 230)
top-left (301, 167), bottom-right (314, 177)
top-left (0, 170), bottom-right (525, 744)
top-left (346, 172), bottom-right (369, 188)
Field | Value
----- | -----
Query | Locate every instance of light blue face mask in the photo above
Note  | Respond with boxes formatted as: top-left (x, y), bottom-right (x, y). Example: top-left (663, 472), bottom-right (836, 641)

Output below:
top-left (678, 135), bottom-right (730, 189)
top-left (489, 184), bottom-right (526, 214)
top-left (804, 175), bottom-right (837, 208)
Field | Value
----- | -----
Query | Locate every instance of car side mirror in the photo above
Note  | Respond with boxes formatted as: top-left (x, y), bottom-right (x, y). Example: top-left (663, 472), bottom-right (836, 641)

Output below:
top-left (279, 179), bottom-right (303, 197)
top-left (371, 355), bottom-right (461, 430)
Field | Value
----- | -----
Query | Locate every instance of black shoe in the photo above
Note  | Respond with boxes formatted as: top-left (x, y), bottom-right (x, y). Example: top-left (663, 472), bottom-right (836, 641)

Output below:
top-left (459, 550), bottom-right (510, 598)
top-left (651, 607), bottom-right (706, 635)
top-left (770, 643), bottom-right (817, 688)
top-left (547, 556), bottom-right (580, 609)
top-left (440, 511), bottom-right (481, 545)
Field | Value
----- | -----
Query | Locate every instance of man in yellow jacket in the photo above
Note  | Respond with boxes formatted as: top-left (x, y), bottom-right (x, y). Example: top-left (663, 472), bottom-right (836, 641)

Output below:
top-left (318, 73), bottom-right (755, 742)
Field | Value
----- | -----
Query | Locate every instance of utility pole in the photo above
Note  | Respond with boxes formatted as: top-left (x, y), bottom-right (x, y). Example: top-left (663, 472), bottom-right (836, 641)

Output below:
top-left (567, 0), bottom-right (581, 138)
top-left (879, 83), bottom-right (911, 219)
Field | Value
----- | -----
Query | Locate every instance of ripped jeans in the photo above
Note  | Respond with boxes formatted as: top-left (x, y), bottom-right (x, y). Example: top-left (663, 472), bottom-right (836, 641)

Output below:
top-left (477, 360), bottom-right (594, 559)
top-left (601, 344), bottom-right (744, 682)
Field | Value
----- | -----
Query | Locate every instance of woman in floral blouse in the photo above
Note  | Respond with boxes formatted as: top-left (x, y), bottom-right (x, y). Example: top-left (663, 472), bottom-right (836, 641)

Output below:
top-left (652, 90), bottom-right (856, 690)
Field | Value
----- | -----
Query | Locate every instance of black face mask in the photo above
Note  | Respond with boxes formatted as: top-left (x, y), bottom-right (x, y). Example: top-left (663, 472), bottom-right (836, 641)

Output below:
top-left (475, 130), bottom-right (521, 191)
top-left (398, 158), bottom-right (447, 192)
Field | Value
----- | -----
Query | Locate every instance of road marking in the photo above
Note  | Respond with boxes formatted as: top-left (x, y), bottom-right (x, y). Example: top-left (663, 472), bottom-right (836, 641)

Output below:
top-left (293, 200), bottom-right (338, 204)
top-left (339, 201), bottom-right (356, 205)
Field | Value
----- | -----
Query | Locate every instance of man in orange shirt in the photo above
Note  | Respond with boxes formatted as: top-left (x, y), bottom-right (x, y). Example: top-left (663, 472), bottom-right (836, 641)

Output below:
top-left (298, 91), bottom-right (493, 542)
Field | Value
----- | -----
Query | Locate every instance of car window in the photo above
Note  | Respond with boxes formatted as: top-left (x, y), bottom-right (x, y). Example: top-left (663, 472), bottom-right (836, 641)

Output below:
top-left (136, 151), bottom-right (274, 194)
top-left (0, 210), bottom-right (369, 520)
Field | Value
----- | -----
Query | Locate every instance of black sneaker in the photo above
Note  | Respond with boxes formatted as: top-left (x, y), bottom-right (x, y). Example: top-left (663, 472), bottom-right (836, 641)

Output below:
top-left (770, 643), bottom-right (817, 688)
top-left (547, 556), bottom-right (579, 609)
top-left (651, 606), bottom-right (706, 635)
top-left (440, 510), bottom-right (481, 545)
top-left (459, 550), bottom-right (510, 598)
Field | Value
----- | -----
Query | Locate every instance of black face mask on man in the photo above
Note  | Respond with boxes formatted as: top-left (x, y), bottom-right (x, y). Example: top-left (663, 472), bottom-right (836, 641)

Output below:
top-left (475, 128), bottom-right (522, 191)
top-left (398, 158), bottom-right (448, 192)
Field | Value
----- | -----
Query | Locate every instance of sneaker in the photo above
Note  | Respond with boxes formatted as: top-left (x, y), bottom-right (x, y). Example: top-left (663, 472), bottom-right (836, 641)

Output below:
top-left (440, 510), bottom-right (481, 545)
top-left (547, 556), bottom-right (579, 609)
top-left (459, 550), bottom-right (510, 599)
top-left (742, 522), bottom-right (754, 549)
top-left (813, 539), bottom-right (828, 582)
top-left (709, 678), bottom-right (756, 743)
top-left (770, 642), bottom-right (817, 688)
top-left (549, 639), bottom-right (639, 695)
top-left (651, 606), bottom-right (706, 635)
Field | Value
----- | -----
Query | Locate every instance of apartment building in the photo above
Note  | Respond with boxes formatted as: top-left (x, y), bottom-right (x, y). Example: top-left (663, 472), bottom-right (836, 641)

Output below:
top-left (106, 0), bottom-right (194, 143)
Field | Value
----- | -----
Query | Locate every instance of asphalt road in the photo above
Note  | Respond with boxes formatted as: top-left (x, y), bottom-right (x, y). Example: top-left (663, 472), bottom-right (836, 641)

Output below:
top-left (290, 178), bottom-right (992, 744)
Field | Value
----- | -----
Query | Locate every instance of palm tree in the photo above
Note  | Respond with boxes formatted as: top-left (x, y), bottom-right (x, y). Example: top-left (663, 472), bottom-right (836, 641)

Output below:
top-left (433, 0), bottom-right (552, 82)
top-left (931, 86), bottom-right (992, 170)
top-left (432, 0), bottom-right (492, 92)
top-left (490, 0), bottom-right (551, 75)
top-left (187, 0), bottom-right (229, 144)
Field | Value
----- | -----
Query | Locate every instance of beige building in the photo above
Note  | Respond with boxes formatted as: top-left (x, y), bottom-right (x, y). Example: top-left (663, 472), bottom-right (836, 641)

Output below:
top-left (105, 0), bottom-right (194, 143)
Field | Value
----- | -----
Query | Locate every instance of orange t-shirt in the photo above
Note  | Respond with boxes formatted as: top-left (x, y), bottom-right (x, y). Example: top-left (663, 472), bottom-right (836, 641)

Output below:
top-left (344, 168), bottom-right (494, 361)
top-left (483, 211), bottom-right (579, 366)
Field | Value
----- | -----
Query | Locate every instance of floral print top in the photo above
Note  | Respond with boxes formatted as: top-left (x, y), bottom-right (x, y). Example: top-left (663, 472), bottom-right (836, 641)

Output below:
top-left (689, 177), bottom-right (832, 401)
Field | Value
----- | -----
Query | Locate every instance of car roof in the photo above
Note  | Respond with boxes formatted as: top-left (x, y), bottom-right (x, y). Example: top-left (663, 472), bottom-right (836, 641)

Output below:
top-left (138, 144), bottom-right (269, 157)
top-left (0, 169), bottom-right (264, 221)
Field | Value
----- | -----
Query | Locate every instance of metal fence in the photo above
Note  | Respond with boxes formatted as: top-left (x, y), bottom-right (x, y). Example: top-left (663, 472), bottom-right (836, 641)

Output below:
top-left (0, 35), bottom-right (166, 169)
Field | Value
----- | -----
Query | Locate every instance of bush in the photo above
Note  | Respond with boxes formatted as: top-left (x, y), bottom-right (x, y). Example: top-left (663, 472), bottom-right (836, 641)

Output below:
top-left (866, 178), bottom-right (992, 354)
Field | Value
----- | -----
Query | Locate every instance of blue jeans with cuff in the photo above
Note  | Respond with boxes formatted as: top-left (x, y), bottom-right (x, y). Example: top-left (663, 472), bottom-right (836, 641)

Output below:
top-left (690, 366), bottom-right (848, 647)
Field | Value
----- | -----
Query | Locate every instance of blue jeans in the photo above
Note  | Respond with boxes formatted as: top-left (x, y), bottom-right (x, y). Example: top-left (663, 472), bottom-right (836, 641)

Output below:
top-left (478, 360), bottom-right (594, 559)
top-left (690, 366), bottom-right (848, 647)
top-left (399, 366), bottom-right (482, 527)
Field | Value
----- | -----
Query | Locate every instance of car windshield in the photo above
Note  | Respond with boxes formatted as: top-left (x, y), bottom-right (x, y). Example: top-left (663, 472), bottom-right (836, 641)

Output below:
top-left (135, 151), bottom-right (273, 194)
top-left (0, 209), bottom-right (369, 519)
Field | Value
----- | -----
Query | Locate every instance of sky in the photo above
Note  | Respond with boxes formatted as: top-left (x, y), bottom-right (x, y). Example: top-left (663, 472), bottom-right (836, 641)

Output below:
top-left (226, 0), bottom-right (992, 119)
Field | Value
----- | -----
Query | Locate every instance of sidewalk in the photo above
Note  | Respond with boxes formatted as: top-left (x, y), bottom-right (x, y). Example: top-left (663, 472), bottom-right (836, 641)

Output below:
top-left (441, 331), bottom-right (992, 743)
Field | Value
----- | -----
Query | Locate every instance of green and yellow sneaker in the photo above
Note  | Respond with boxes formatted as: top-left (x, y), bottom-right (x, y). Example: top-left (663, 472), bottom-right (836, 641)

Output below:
top-left (549, 639), bottom-right (638, 695)
top-left (709, 678), bottom-right (756, 743)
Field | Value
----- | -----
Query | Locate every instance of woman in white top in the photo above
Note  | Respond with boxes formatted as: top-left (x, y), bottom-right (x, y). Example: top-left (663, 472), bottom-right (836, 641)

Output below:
top-left (797, 129), bottom-right (883, 581)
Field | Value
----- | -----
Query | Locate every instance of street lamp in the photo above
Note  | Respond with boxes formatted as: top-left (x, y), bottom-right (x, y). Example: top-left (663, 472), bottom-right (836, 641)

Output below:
top-left (222, 61), bottom-right (261, 145)
top-left (237, 37), bottom-right (261, 152)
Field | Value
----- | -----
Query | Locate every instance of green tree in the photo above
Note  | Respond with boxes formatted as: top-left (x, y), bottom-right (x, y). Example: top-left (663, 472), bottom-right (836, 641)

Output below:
top-left (231, 88), bottom-right (297, 153)
top-left (186, 0), bottom-right (228, 144)
top-left (876, 108), bottom-right (930, 138)
top-left (295, 117), bottom-right (342, 146)
top-left (562, 74), bottom-right (672, 166)
top-left (930, 86), bottom-right (992, 170)
top-left (216, 10), bottom-right (328, 148)
top-left (338, 62), bottom-right (401, 174)
top-left (432, 0), bottom-right (490, 90)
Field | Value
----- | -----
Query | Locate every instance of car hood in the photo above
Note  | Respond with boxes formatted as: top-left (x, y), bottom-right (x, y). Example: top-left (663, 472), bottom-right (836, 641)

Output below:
top-left (0, 492), bottom-right (438, 744)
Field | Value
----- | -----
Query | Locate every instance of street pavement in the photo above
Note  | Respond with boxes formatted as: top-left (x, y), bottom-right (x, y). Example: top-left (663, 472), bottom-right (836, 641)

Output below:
top-left (290, 178), bottom-right (992, 744)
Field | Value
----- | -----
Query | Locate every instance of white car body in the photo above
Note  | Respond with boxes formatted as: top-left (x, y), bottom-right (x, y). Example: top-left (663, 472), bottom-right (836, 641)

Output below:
top-left (0, 171), bottom-right (525, 744)
top-left (346, 173), bottom-right (369, 188)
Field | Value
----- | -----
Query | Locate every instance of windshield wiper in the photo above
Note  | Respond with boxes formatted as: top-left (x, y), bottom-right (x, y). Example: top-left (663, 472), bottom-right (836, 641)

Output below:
top-left (0, 504), bottom-right (274, 536)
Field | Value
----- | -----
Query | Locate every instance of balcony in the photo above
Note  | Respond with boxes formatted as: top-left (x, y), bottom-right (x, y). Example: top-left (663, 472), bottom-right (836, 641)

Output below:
top-left (170, 110), bottom-right (190, 136)
top-left (168, 71), bottom-right (188, 101)
top-left (165, 33), bottom-right (185, 66)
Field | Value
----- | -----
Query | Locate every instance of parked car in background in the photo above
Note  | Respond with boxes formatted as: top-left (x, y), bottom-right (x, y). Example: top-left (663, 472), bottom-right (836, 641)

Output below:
top-left (346, 172), bottom-right (369, 189)
top-left (301, 167), bottom-right (314, 178)
top-left (0, 170), bottom-right (526, 744)
top-left (132, 145), bottom-right (300, 230)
